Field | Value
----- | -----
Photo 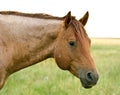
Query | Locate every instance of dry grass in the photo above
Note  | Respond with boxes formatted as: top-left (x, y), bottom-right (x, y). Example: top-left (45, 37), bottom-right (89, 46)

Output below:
top-left (91, 38), bottom-right (120, 45)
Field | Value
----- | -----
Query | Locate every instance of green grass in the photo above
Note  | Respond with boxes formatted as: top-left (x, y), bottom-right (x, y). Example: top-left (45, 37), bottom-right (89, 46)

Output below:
top-left (0, 39), bottom-right (120, 95)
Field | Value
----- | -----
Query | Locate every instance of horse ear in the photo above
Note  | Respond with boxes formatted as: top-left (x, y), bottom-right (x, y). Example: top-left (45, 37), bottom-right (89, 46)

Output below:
top-left (64, 11), bottom-right (72, 28)
top-left (79, 11), bottom-right (89, 26)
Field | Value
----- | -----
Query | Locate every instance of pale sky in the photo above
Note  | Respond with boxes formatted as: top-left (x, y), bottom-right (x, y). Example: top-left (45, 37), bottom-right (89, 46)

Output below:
top-left (0, 0), bottom-right (120, 38)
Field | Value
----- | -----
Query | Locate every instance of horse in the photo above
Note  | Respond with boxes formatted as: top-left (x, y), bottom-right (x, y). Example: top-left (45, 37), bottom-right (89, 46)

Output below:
top-left (0, 11), bottom-right (99, 89)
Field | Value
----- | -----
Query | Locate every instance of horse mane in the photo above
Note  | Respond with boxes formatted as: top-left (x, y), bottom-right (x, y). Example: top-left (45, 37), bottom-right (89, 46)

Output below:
top-left (0, 11), bottom-right (65, 20)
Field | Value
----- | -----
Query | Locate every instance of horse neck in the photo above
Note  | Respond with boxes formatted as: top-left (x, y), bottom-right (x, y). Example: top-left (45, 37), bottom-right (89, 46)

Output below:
top-left (0, 15), bottom-right (64, 74)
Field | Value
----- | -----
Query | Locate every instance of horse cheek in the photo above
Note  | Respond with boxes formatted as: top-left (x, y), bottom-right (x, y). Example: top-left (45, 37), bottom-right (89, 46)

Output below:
top-left (54, 48), bottom-right (70, 70)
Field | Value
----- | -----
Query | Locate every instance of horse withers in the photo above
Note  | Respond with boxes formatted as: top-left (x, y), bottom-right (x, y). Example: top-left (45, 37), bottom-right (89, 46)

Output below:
top-left (0, 11), bottom-right (99, 89)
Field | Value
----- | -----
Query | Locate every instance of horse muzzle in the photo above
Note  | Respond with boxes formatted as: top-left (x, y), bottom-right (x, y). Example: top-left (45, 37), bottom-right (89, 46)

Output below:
top-left (79, 71), bottom-right (99, 88)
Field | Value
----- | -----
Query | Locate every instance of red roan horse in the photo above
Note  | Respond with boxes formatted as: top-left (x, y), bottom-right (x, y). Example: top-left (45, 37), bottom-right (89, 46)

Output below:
top-left (0, 11), bottom-right (99, 89)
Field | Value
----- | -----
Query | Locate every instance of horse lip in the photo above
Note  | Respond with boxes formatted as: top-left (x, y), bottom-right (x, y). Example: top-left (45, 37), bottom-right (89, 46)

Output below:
top-left (79, 78), bottom-right (95, 89)
top-left (81, 81), bottom-right (93, 89)
top-left (82, 84), bottom-right (92, 89)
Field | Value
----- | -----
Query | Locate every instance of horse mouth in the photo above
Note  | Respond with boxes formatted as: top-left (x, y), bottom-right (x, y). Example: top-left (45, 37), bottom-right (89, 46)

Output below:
top-left (80, 80), bottom-right (93, 88)
top-left (80, 78), bottom-right (97, 89)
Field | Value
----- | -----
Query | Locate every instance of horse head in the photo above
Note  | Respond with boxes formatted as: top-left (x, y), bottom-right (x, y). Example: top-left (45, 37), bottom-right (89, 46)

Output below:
top-left (54, 11), bottom-right (99, 88)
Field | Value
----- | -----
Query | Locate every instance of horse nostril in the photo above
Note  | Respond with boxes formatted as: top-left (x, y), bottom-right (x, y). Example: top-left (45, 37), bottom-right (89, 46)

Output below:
top-left (86, 71), bottom-right (94, 82)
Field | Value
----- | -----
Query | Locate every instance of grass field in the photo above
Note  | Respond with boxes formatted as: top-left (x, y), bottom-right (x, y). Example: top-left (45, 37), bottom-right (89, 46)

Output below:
top-left (0, 38), bottom-right (120, 95)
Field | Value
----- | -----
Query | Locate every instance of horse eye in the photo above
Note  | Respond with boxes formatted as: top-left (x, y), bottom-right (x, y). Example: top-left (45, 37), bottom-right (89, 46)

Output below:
top-left (69, 41), bottom-right (76, 46)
